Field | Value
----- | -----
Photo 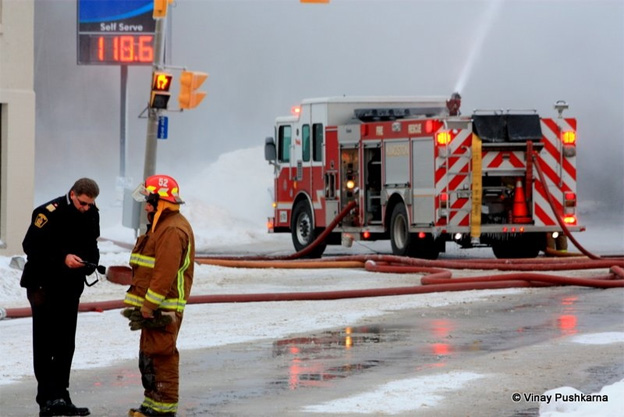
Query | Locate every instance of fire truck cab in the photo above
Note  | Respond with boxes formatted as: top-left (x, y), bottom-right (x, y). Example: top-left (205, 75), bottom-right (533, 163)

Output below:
top-left (264, 95), bottom-right (582, 259)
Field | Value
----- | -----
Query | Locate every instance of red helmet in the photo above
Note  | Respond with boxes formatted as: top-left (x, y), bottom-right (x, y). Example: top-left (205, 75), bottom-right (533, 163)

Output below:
top-left (134, 174), bottom-right (185, 204)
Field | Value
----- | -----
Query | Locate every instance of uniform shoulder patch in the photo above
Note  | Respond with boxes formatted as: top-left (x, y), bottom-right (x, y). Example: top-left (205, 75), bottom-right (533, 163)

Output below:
top-left (45, 203), bottom-right (57, 212)
top-left (34, 213), bottom-right (49, 228)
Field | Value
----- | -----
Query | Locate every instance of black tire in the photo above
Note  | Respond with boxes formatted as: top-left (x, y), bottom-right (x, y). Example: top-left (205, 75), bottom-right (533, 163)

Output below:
top-left (291, 200), bottom-right (326, 258)
top-left (390, 202), bottom-right (439, 259)
top-left (416, 234), bottom-right (440, 260)
top-left (492, 233), bottom-right (542, 259)
top-left (390, 202), bottom-right (414, 256)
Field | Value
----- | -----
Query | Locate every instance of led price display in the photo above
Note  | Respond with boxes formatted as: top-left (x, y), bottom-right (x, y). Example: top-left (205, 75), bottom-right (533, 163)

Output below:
top-left (79, 34), bottom-right (154, 64)
top-left (77, 0), bottom-right (155, 66)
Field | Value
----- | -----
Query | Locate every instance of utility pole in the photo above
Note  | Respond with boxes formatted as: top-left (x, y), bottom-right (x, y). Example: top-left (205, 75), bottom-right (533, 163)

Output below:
top-left (127, 0), bottom-right (207, 233)
top-left (143, 6), bottom-right (168, 180)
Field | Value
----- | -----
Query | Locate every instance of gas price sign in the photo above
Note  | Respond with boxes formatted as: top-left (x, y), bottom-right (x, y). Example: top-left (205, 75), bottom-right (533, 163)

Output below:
top-left (77, 0), bottom-right (156, 65)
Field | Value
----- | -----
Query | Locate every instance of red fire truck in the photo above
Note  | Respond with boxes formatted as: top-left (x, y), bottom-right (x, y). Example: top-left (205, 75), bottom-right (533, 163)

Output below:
top-left (264, 94), bottom-right (582, 259)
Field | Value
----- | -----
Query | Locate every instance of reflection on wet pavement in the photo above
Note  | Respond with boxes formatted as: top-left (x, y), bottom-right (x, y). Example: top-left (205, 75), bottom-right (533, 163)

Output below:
top-left (266, 291), bottom-right (597, 393)
top-left (70, 289), bottom-right (618, 417)
top-left (272, 326), bottom-right (391, 389)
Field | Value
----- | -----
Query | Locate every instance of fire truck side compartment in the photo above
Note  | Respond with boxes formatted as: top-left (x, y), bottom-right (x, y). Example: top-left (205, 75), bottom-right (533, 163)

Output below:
top-left (411, 139), bottom-right (435, 225)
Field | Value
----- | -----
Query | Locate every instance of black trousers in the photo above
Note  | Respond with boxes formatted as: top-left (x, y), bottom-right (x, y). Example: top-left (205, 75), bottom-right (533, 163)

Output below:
top-left (28, 286), bottom-right (81, 407)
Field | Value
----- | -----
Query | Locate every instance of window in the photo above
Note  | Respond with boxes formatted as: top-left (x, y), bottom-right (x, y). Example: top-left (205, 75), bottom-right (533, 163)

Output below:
top-left (313, 123), bottom-right (323, 162)
top-left (302, 124), bottom-right (310, 162)
top-left (278, 125), bottom-right (291, 162)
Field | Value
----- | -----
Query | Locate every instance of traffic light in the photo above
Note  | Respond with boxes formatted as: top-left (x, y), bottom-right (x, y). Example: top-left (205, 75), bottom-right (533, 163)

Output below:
top-left (153, 0), bottom-right (174, 18)
top-left (178, 71), bottom-right (208, 110)
top-left (150, 71), bottom-right (173, 109)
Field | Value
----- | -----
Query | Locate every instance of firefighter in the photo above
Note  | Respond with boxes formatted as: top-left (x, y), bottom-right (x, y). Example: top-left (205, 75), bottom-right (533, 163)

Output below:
top-left (546, 231), bottom-right (568, 253)
top-left (21, 178), bottom-right (100, 417)
top-left (124, 175), bottom-right (195, 417)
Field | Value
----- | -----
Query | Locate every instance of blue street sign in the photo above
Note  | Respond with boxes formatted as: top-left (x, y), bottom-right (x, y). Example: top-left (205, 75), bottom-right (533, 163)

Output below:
top-left (157, 116), bottom-right (168, 139)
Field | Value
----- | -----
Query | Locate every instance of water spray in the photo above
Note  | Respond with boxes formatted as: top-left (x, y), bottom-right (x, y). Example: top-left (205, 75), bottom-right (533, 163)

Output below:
top-left (454, 0), bottom-right (504, 93)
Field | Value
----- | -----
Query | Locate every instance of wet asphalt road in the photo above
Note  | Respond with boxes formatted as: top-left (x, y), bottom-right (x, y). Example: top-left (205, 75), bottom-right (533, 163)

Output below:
top-left (2, 285), bottom-right (622, 417)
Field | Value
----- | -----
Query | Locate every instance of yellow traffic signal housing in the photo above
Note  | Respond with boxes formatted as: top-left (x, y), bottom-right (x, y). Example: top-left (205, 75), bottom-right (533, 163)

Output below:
top-left (150, 72), bottom-right (173, 110)
top-left (179, 71), bottom-right (208, 110)
top-left (153, 0), bottom-right (174, 18)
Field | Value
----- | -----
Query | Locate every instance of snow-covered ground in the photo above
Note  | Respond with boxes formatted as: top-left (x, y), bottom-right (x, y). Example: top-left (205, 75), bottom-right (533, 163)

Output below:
top-left (1, 146), bottom-right (623, 416)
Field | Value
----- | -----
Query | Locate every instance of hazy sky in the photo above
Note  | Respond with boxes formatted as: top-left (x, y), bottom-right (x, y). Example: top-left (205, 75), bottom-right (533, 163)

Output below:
top-left (33, 0), bottom-right (623, 216)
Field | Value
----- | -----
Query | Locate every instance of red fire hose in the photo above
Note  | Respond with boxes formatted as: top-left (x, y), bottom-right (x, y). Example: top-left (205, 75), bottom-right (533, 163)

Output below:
top-left (2, 177), bottom-right (622, 320)
top-left (532, 152), bottom-right (600, 260)
top-left (3, 254), bottom-right (622, 319)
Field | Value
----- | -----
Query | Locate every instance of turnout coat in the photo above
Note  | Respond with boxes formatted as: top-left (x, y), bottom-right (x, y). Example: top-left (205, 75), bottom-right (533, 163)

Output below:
top-left (124, 208), bottom-right (194, 313)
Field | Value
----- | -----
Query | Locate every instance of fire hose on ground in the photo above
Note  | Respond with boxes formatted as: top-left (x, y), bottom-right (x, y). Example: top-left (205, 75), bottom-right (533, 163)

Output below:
top-left (2, 162), bottom-right (623, 320)
top-left (2, 257), bottom-right (622, 320)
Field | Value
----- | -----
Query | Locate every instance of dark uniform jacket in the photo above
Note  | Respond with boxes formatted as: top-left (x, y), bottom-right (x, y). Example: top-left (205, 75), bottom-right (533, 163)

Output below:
top-left (21, 193), bottom-right (100, 294)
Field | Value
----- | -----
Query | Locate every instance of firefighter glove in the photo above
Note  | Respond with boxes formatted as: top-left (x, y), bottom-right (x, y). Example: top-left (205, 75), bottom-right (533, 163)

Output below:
top-left (122, 308), bottom-right (173, 331)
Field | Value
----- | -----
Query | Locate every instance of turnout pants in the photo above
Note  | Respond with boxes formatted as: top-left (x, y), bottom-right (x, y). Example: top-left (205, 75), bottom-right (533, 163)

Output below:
top-left (139, 313), bottom-right (183, 415)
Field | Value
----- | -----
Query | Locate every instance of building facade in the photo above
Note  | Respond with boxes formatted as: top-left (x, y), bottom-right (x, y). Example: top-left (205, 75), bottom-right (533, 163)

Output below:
top-left (0, 0), bottom-right (35, 255)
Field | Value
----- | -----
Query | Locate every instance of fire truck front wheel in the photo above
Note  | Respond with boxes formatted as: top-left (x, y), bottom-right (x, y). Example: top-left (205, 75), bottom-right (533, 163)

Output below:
top-left (291, 200), bottom-right (327, 258)
top-left (389, 202), bottom-right (439, 259)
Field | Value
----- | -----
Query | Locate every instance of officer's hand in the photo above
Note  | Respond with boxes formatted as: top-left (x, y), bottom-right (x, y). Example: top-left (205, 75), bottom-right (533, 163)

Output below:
top-left (65, 254), bottom-right (84, 269)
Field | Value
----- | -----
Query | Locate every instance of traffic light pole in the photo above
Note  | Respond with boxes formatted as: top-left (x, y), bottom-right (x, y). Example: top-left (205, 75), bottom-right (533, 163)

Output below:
top-left (143, 16), bottom-right (167, 181)
top-left (120, 65), bottom-right (128, 179)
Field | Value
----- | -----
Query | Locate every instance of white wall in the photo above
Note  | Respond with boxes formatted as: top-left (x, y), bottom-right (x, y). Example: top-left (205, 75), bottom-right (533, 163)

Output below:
top-left (0, 0), bottom-right (35, 255)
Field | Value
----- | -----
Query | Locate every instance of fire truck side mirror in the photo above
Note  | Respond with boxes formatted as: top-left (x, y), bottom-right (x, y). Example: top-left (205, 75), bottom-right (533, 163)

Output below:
top-left (264, 137), bottom-right (276, 162)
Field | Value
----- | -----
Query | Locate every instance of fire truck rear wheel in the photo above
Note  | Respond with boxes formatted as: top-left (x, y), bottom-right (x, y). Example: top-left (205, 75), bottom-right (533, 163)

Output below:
top-left (389, 202), bottom-right (439, 259)
top-left (491, 233), bottom-right (543, 259)
top-left (291, 200), bottom-right (327, 258)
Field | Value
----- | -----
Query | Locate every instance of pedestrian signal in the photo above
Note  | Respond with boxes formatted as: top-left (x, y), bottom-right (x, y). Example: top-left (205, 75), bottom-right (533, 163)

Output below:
top-left (178, 71), bottom-right (208, 110)
top-left (150, 72), bottom-right (173, 110)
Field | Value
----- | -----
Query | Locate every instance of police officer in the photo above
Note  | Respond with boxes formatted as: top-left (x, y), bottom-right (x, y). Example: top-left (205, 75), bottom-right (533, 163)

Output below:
top-left (21, 178), bottom-right (100, 417)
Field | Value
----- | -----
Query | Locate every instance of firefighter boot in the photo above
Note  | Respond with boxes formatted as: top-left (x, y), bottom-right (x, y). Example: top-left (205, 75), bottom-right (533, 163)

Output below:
top-left (128, 406), bottom-right (175, 417)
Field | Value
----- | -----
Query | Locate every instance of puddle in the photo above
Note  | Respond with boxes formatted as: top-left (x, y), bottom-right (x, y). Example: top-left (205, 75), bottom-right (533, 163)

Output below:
top-left (268, 290), bottom-right (620, 391)
top-left (271, 321), bottom-right (496, 389)
top-left (273, 325), bottom-right (405, 358)
top-left (271, 326), bottom-right (397, 388)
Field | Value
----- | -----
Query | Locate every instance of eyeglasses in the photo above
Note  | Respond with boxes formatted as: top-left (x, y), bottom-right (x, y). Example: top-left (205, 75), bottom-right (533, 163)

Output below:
top-left (76, 197), bottom-right (94, 207)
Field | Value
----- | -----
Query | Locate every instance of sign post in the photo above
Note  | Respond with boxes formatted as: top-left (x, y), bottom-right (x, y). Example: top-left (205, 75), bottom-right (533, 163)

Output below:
top-left (77, 0), bottom-right (156, 182)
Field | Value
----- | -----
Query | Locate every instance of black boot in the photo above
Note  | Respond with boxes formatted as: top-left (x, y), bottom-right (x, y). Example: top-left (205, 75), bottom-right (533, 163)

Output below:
top-left (40, 399), bottom-right (90, 416)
